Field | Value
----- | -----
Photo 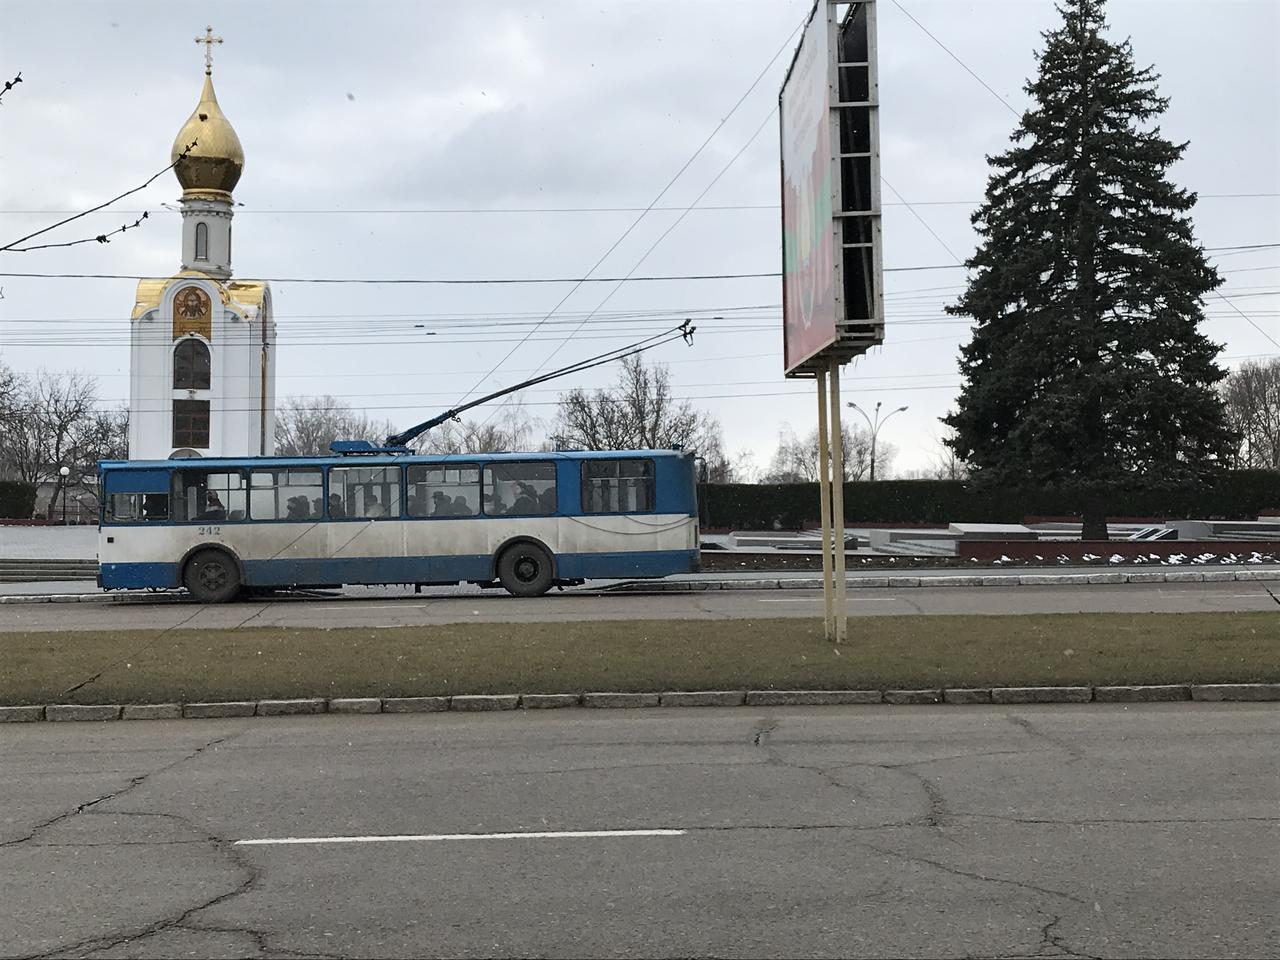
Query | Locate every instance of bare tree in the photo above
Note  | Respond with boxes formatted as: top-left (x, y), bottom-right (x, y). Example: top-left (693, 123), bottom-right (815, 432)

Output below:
top-left (761, 423), bottom-right (883, 482)
top-left (0, 369), bottom-right (101, 517)
top-left (70, 405), bottom-right (129, 511)
top-left (274, 395), bottom-right (397, 457)
top-left (927, 425), bottom-right (970, 480)
top-left (0, 358), bottom-right (22, 462)
top-left (553, 355), bottom-right (725, 462)
top-left (1221, 359), bottom-right (1280, 469)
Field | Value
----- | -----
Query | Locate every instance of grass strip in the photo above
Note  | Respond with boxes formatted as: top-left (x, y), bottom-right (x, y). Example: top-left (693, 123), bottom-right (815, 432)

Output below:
top-left (1, 612), bottom-right (1277, 706)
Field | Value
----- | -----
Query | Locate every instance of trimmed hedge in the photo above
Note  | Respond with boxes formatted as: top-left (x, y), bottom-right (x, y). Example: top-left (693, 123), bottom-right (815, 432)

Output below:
top-left (0, 481), bottom-right (37, 520)
top-left (699, 470), bottom-right (1280, 529)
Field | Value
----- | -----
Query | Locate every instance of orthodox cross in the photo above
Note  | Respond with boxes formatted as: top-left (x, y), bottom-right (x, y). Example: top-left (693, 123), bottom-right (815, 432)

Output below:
top-left (195, 26), bottom-right (223, 75)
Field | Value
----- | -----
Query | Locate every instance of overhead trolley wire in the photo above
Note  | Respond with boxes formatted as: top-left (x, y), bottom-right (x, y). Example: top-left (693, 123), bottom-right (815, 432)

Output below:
top-left (449, 19), bottom-right (806, 411)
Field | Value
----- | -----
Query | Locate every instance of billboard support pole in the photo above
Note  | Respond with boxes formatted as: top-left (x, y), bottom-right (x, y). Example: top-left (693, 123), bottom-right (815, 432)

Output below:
top-left (829, 356), bottom-right (848, 643)
top-left (815, 367), bottom-right (835, 641)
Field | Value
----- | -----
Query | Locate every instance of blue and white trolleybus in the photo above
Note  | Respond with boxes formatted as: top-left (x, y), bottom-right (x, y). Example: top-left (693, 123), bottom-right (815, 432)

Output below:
top-left (98, 449), bottom-right (700, 602)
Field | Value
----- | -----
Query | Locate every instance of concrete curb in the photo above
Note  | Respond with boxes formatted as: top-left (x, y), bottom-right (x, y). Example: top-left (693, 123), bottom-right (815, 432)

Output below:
top-left (1, 566), bottom-right (1277, 604)
top-left (601, 568), bottom-right (1280, 593)
top-left (3, 683), bottom-right (1278, 721)
top-left (122, 703), bottom-right (182, 720)
top-left (991, 686), bottom-right (1093, 704)
top-left (659, 690), bottom-right (746, 707)
top-left (382, 696), bottom-right (448, 713)
top-left (744, 690), bottom-right (881, 706)
top-left (1190, 683), bottom-right (1280, 702)
top-left (184, 701), bottom-right (255, 719)
top-left (329, 697), bottom-right (382, 714)
top-left (520, 693), bottom-right (581, 709)
top-left (883, 689), bottom-right (943, 705)
top-left (1094, 685), bottom-right (1190, 703)
top-left (46, 704), bottom-right (122, 722)
top-left (450, 694), bottom-right (519, 712)
top-left (582, 692), bottom-right (661, 709)
top-left (943, 688), bottom-right (993, 705)
top-left (256, 698), bottom-right (326, 716)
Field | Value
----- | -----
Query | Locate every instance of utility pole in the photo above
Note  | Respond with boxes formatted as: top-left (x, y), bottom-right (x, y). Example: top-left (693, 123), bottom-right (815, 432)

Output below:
top-left (846, 401), bottom-right (909, 481)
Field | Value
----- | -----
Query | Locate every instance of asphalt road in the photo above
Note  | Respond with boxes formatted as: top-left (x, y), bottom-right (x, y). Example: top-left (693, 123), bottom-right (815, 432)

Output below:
top-left (0, 580), bottom-right (1277, 633)
top-left (2, 705), bottom-right (1277, 959)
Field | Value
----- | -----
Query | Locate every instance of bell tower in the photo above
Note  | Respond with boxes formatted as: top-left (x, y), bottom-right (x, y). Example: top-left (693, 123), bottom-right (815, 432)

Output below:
top-left (127, 27), bottom-right (276, 460)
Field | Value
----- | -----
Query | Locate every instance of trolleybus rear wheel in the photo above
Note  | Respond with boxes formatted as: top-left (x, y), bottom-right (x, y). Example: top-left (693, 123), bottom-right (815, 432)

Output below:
top-left (496, 543), bottom-right (554, 598)
top-left (184, 549), bottom-right (241, 604)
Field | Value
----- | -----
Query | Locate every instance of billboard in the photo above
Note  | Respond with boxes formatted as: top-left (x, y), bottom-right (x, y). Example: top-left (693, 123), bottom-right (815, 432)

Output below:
top-left (781, 1), bottom-right (883, 378)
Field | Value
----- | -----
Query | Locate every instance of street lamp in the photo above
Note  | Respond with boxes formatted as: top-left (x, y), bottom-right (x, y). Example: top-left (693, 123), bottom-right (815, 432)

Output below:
top-left (58, 465), bottom-right (70, 525)
top-left (845, 401), bottom-right (909, 482)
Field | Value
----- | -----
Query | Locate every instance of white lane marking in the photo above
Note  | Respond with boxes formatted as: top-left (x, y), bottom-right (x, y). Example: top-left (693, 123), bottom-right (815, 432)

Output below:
top-left (235, 829), bottom-right (686, 846)
top-left (757, 598), bottom-right (826, 603)
top-left (297, 603), bottom-right (437, 611)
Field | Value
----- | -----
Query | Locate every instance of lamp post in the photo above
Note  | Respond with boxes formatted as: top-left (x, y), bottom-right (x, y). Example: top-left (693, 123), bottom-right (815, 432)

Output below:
top-left (845, 401), bottom-right (909, 482)
top-left (58, 465), bottom-right (70, 524)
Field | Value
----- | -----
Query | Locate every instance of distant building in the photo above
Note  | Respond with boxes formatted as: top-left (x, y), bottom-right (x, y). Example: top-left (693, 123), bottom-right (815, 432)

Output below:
top-left (128, 31), bottom-right (275, 460)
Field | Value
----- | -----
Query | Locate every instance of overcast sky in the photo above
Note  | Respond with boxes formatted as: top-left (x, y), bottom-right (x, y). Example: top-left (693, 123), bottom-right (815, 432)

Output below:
top-left (2, 0), bottom-right (1277, 475)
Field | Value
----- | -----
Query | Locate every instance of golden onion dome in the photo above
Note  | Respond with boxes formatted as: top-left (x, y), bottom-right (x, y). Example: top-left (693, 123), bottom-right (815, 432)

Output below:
top-left (171, 72), bottom-right (244, 198)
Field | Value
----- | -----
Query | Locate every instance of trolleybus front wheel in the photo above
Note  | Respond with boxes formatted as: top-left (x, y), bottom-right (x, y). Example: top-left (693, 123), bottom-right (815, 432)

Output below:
top-left (183, 548), bottom-right (241, 604)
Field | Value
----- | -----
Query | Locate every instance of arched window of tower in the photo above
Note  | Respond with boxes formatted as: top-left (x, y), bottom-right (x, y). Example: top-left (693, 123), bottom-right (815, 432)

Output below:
top-left (173, 338), bottom-right (211, 390)
top-left (195, 221), bottom-right (209, 261)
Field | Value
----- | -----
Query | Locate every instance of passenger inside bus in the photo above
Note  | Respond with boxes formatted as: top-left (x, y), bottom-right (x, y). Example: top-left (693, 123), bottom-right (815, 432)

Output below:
top-left (364, 493), bottom-right (385, 518)
top-left (200, 491), bottom-right (226, 521)
top-left (327, 494), bottom-right (346, 519)
top-left (510, 482), bottom-right (544, 515)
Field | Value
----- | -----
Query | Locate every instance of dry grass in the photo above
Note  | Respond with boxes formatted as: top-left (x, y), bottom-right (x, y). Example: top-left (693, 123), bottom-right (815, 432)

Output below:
top-left (2, 613), bottom-right (1277, 705)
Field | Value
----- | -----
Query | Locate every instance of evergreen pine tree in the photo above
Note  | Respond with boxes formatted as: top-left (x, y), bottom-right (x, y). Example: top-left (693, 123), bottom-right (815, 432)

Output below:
top-left (943, 0), bottom-right (1235, 539)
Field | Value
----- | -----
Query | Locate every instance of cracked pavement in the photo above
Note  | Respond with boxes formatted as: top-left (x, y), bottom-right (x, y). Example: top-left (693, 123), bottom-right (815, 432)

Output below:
top-left (2, 705), bottom-right (1278, 958)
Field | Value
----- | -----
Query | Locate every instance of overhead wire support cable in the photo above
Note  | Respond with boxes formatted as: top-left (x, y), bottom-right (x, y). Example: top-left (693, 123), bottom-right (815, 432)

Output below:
top-left (889, 0), bottom-right (1020, 117)
top-left (1212, 290), bottom-right (1280, 350)
top-left (526, 105), bottom-right (781, 384)
top-left (0, 72), bottom-right (21, 104)
top-left (880, 176), bottom-right (965, 264)
top-left (0, 141), bottom-right (196, 253)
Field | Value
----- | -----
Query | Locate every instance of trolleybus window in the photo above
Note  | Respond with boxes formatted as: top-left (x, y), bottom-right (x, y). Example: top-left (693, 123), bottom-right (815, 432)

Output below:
top-left (250, 468), bottom-right (324, 521)
top-left (172, 469), bottom-right (248, 522)
top-left (330, 465), bottom-right (402, 519)
top-left (107, 492), bottom-right (170, 522)
top-left (582, 458), bottom-right (655, 514)
top-left (407, 464), bottom-right (480, 517)
top-left (484, 461), bottom-right (555, 516)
